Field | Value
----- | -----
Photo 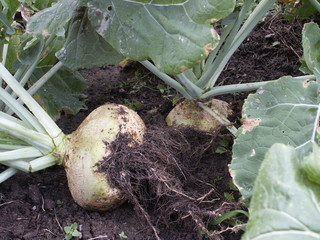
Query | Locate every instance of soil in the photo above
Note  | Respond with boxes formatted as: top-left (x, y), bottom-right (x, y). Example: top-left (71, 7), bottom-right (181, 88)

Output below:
top-left (0, 13), bottom-right (311, 240)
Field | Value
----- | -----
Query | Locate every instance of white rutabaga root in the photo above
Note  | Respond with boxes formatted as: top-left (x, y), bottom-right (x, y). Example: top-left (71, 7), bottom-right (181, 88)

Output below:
top-left (62, 104), bottom-right (145, 211)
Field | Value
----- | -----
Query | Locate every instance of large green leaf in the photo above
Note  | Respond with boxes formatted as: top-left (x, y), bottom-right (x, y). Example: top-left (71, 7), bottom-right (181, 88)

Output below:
top-left (242, 144), bottom-right (320, 240)
top-left (30, 67), bottom-right (87, 120)
top-left (87, 0), bottom-right (235, 74)
top-left (56, 8), bottom-right (124, 69)
top-left (229, 76), bottom-right (320, 199)
top-left (27, 0), bottom-right (235, 74)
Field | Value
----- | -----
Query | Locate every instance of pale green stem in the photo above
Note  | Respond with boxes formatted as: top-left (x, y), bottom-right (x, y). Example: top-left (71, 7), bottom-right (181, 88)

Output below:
top-left (0, 168), bottom-right (18, 183)
top-left (309, 0), bottom-right (320, 12)
top-left (1, 35), bottom-right (56, 107)
top-left (29, 154), bottom-right (60, 172)
top-left (17, 54), bottom-right (42, 89)
top-left (204, 0), bottom-right (253, 77)
top-left (13, 65), bottom-right (29, 82)
top-left (0, 144), bottom-right (29, 150)
top-left (201, 81), bottom-right (273, 99)
top-left (0, 66), bottom-right (29, 111)
top-left (183, 68), bottom-right (198, 83)
top-left (27, 61), bottom-right (64, 96)
top-left (0, 39), bottom-right (9, 85)
top-left (0, 39), bottom-right (10, 109)
top-left (203, 21), bottom-right (235, 73)
top-left (192, 63), bottom-right (203, 80)
top-left (15, 36), bottom-right (55, 91)
top-left (2, 154), bottom-right (60, 173)
top-left (196, 101), bottom-right (237, 137)
top-left (0, 111), bottom-right (28, 127)
top-left (201, 75), bottom-right (316, 98)
top-left (198, 0), bottom-right (276, 89)
top-left (9, 51), bottom-right (43, 101)
top-left (1, 41), bottom-right (8, 66)
top-left (5, 61), bottom-right (64, 116)
top-left (0, 116), bottom-right (54, 153)
top-left (2, 160), bottom-right (29, 172)
top-left (0, 63), bottom-right (64, 144)
top-left (220, 0), bottom-right (254, 57)
top-left (198, 0), bottom-right (254, 87)
top-left (175, 73), bottom-right (203, 98)
top-left (0, 147), bottom-right (43, 162)
top-left (0, 88), bottom-right (46, 133)
top-left (140, 61), bottom-right (192, 99)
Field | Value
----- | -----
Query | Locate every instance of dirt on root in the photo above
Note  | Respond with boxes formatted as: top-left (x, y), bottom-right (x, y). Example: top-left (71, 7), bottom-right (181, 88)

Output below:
top-left (99, 126), bottom-right (243, 240)
top-left (0, 13), bottom-right (311, 240)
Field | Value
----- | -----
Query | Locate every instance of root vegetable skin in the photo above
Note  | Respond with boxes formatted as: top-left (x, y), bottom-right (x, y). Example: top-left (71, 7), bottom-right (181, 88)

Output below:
top-left (166, 99), bottom-right (232, 132)
top-left (63, 104), bottom-right (145, 211)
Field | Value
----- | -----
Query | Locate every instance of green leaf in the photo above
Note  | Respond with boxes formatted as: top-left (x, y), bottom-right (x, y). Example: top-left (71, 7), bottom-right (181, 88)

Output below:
top-left (16, 38), bottom-right (45, 66)
top-left (26, 0), bottom-right (88, 37)
top-left (302, 22), bottom-right (320, 78)
top-left (5, 35), bottom-right (20, 72)
top-left (56, 8), bottom-right (124, 69)
top-left (128, 0), bottom-right (187, 4)
top-left (211, 209), bottom-right (248, 225)
top-left (242, 143), bottom-right (320, 240)
top-left (20, 0), bottom-right (59, 11)
top-left (72, 230), bottom-right (81, 237)
top-left (39, 37), bottom-right (64, 66)
top-left (282, 0), bottom-right (319, 20)
top-left (0, 11), bottom-right (15, 34)
top-left (302, 143), bottom-right (320, 185)
top-left (2, 0), bottom-right (20, 18)
top-left (229, 76), bottom-right (320, 199)
top-left (28, 0), bottom-right (235, 74)
top-left (87, 0), bottom-right (235, 74)
top-left (30, 66), bottom-right (87, 120)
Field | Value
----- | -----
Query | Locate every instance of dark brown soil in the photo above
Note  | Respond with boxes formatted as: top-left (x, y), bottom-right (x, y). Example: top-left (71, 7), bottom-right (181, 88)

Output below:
top-left (0, 14), bottom-right (309, 240)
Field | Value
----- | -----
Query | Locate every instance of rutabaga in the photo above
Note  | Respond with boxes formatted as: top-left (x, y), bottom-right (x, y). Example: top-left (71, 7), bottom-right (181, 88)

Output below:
top-left (63, 104), bottom-right (145, 211)
top-left (0, 61), bottom-right (145, 211)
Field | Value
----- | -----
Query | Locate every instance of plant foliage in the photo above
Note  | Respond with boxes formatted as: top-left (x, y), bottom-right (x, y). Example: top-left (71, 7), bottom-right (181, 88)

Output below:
top-left (242, 144), bottom-right (320, 240)
top-left (27, 0), bottom-right (236, 74)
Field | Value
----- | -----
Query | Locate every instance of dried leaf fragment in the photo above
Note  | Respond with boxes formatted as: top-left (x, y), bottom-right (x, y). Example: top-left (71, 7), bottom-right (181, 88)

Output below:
top-left (241, 118), bottom-right (261, 134)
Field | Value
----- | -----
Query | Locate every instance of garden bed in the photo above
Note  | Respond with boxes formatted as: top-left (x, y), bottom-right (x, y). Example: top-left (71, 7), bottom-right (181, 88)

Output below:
top-left (0, 14), bottom-right (307, 240)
